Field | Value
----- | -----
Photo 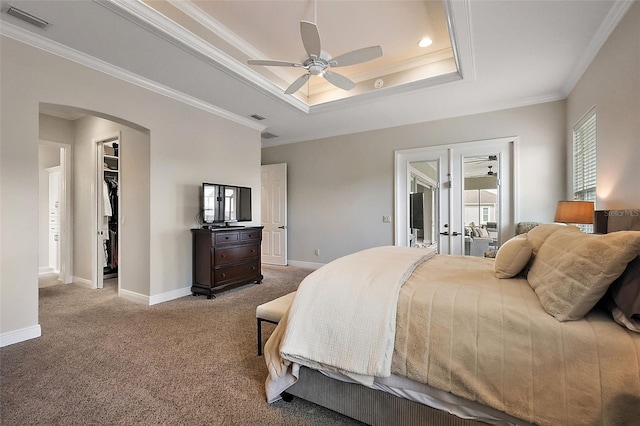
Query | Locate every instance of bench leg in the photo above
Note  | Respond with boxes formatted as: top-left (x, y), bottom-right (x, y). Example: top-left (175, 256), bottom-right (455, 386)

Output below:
top-left (257, 318), bottom-right (263, 356)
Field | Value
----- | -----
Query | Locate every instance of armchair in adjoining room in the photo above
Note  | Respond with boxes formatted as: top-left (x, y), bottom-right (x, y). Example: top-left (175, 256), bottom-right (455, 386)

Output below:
top-left (465, 223), bottom-right (495, 257)
top-left (515, 222), bottom-right (540, 235)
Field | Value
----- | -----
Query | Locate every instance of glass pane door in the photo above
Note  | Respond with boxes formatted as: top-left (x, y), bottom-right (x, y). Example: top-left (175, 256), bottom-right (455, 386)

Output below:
top-left (462, 155), bottom-right (500, 257)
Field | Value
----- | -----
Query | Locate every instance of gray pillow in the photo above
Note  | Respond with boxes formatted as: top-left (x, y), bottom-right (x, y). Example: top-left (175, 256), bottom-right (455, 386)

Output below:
top-left (608, 255), bottom-right (640, 319)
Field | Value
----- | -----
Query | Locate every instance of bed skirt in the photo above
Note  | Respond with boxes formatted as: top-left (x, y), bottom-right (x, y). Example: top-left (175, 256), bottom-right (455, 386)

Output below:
top-left (286, 367), bottom-right (491, 426)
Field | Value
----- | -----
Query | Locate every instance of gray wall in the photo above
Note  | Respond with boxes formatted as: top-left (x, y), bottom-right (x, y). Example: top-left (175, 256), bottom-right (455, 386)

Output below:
top-left (72, 115), bottom-right (151, 296)
top-left (262, 100), bottom-right (567, 264)
top-left (1, 36), bottom-right (261, 343)
top-left (566, 1), bottom-right (640, 209)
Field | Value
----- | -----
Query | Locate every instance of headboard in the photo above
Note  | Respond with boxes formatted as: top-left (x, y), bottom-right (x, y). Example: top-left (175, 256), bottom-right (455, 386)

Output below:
top-left (594, 209), bottom-right (640, 233)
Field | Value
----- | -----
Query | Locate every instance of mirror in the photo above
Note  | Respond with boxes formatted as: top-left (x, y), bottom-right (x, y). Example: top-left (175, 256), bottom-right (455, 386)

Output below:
top-left (409, 161), bottom-right (438, 249)
top-left (462, 155), bottom-right (499, 257)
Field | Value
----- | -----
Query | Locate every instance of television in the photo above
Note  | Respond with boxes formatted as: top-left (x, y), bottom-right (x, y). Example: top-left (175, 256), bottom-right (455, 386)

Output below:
top-left (202, 183), bottom-right (252, 226)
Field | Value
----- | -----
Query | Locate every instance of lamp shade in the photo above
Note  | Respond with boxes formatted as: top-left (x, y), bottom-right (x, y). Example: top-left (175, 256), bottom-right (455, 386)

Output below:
top-left (554, 201), bottom-right (594, 224)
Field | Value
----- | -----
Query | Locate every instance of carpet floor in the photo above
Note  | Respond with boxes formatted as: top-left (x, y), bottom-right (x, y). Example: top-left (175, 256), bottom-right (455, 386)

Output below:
top-left (0, 265), bottom-right (363, 425)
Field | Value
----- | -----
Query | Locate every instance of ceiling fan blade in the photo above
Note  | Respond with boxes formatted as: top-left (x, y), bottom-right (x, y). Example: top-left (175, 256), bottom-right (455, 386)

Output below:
top-left (300, 21), bottom-right (321, 58)
top-left (285, 73), bottom-right (310, 94)
top-left (331, 46), bottom-right (383, 67)
top-left (323, 71), bottom-right (356, 91)
top-left (247, 59), bottom-right (300, 67)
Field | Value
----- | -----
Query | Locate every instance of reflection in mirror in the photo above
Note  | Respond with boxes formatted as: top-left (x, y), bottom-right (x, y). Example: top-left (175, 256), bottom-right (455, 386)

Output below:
top-left (409, 161), bottom-right (438, 250)
top-left (224, 186), bottom-right (238, 221)
top-left (203, 184), bottom-right (222, 223)
top-left (463, 155), bottom-right (499, 257)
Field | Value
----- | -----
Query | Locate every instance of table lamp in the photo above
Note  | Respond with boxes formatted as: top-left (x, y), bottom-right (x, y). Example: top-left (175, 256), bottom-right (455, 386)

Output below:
top-left (554, 200), bottom-right (594, 225)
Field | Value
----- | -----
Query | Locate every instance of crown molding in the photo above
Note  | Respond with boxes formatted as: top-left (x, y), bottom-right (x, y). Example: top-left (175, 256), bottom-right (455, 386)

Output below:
top-left (0, 20), bottom-right (267, 132)
top-left (99, 0), bottom-right (309, 114)
top-left (308, 49), bottom-right (455, 96)
top-left (262, 91), bottom-right (564, 148)
top-left (560, 0), bottom-right (634, 97)
top-left (166, 0), bottom-right (296, 87)
top-left (110, 0), bottom-right (474, 115)
top-left (445, 0), bottom-right (476, 82)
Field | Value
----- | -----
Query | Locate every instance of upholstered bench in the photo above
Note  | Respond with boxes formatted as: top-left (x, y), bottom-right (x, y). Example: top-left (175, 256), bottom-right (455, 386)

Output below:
top-left (256, 291), bottom-right (296, 356)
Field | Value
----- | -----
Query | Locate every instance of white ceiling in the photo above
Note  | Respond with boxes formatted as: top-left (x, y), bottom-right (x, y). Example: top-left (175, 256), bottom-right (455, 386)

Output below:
top-left (0, 0), bottom-right (633, 147)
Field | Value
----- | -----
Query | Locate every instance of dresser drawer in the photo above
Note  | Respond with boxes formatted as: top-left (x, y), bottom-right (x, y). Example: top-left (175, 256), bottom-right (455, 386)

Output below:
top-left (240, 229), bottom-right (261, 242)
top-left (214, 244), bottom-right (259, 266)
top-left (214, 260), bottom-right (260, 285)
top-left (214, 231), bottom-right (240, 245)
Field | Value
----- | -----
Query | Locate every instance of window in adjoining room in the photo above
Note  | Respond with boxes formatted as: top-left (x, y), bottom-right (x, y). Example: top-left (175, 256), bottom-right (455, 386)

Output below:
top-left (573, 110), bottom-right (596, 232)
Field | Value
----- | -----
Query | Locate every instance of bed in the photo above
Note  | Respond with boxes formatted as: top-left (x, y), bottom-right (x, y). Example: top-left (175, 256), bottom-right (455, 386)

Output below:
top-left (264, 210), bottom-right (640, 425)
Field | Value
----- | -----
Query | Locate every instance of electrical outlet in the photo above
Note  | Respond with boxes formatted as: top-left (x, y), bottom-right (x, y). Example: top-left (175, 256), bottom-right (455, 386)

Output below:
top-left (314, 249), bottom-right (320, 256)
top-left (382, 215), bottom-right (391, 223)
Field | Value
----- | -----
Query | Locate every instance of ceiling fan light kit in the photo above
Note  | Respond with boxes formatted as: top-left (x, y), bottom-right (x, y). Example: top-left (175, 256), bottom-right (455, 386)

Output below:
top-left (248, 20), bottom-right (382, 95)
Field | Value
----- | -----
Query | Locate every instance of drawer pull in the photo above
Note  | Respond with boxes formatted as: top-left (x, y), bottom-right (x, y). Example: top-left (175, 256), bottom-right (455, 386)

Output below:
top-left (250, 249), bottom-right (255, 253)
top-left (221, 273), bottom-right (226, 278)
top-left (225, 236), bottom-right (229, 240)
top-left (252, 266), bottom-right (256, 270)
top-left (220, 254), bottom-right (225, 258)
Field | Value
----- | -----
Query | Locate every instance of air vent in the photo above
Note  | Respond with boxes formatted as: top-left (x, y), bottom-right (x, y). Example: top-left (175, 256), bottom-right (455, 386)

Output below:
top-left (6, 6), bottom-right (49, 29)
top-left (250, 114), bottom-right (266, 121)
top-left (261, 132), bottom-right (279, 139)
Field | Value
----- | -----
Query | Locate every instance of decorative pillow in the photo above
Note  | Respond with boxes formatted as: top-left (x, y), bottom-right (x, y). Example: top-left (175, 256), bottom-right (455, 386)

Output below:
top-left (527, 231), bottom-right (640, 321)
top-left (526, 223), bottom-right (580, 255)
top-left (477, 227), bottom-right (490, 238)
top-left (608, 255), bottom-right (640, 319)
top-left (494, 234), bottom-right (532, 279)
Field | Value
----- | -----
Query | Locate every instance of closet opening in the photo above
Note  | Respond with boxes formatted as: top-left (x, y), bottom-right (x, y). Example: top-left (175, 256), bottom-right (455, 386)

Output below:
top-left (95, 136), bottom-right (120, 290)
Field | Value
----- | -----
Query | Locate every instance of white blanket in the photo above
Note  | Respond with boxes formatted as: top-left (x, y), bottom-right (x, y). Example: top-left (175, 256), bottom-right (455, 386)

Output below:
top-left (265, 246), bottom-right (435, 402)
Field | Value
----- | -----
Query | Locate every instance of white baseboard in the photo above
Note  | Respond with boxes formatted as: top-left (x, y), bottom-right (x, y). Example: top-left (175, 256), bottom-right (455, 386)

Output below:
top-left (288, 260), bottom-right (325, 270)
top-left (73, 276), bottom-right (94, 289)
top-left (0, 325), bottom-right (41, 348)
top-left (149, 286), bottom-right (192, 305)
top-left (119, 288), bottom-right (149, 305)
top-left (118, 286), bottom-right (192, 306)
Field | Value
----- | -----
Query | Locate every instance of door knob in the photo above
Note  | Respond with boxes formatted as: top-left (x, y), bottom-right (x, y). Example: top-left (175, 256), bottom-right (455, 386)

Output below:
top-left (278, 226), bottom-right (286, 229)
top-left (440, 231), bottom-right (449, 236)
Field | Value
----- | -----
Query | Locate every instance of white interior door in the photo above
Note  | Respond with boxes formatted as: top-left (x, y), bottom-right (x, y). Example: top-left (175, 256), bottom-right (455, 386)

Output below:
top-left (261, 163), bottom-right (287, 265)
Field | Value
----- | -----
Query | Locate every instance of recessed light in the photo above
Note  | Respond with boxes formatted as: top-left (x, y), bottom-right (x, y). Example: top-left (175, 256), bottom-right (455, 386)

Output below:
top-left (418, 37), bottom-right (433, 48)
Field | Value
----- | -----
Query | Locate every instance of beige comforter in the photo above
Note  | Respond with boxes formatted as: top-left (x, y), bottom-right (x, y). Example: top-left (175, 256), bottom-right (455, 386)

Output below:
top-left (265, 246), bottom-right (435, 399)
top-left (267, 251), bottom-right (640, 425)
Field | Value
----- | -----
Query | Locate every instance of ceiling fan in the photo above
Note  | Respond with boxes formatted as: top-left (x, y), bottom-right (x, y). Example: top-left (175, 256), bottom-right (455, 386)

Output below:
top-left (247, 21), bottom-right (383, 94)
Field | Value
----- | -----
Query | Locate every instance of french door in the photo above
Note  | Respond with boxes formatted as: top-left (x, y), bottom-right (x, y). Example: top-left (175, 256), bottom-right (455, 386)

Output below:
top-left (395, 138), bottom-right (515, 255)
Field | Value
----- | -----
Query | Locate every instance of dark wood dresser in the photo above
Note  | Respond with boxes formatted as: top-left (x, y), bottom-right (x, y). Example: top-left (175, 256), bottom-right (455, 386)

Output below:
top-left (191, 226), bottom-right (263, 298)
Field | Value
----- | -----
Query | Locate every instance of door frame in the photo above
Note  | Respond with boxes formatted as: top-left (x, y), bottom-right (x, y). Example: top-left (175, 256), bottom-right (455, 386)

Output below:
top-left (39, 140), bottom-right (73, 284)
top-left (395, 146), bottom-right (449, 248)
top-left (92, 133), bottom-right (121, 290)
top-left (395, 137), bottom-right (519, 249)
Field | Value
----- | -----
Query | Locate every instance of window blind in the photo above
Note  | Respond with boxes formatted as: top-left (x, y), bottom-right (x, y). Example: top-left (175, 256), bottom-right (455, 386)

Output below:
top-left (573, 113), bottom-right (596, 202)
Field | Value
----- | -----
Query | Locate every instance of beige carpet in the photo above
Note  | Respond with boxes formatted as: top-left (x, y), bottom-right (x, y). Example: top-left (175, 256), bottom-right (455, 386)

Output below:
top-left (0, 265), bottom-right (363, 425)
